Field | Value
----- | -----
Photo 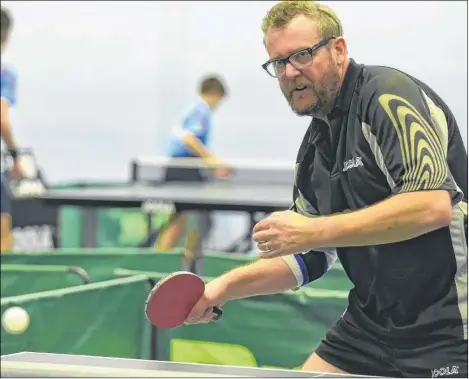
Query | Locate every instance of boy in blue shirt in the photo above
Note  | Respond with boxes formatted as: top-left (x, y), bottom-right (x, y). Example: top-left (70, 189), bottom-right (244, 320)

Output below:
top-left (158, 76), bottom-right (231, 253)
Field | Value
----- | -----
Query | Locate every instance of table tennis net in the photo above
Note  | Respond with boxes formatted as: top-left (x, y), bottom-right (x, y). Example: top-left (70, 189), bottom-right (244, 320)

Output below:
top-left (130, 157), bottom-right (295, 186)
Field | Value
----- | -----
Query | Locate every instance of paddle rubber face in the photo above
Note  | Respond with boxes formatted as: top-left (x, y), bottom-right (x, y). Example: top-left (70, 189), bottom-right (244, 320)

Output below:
top-left (145, 271), bottom-right (204, 329)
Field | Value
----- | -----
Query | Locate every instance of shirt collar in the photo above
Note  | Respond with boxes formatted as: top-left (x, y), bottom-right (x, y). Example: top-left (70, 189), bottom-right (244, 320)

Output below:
top-left (332, 58), bottom-right (364, 113)
top-left (307, 59), bottom-right (364, 145)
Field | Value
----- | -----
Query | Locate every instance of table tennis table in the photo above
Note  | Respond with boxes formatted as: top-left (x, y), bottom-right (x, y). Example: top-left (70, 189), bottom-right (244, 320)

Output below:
top-left (38, 157), bottom-right (295, 251)
top-left (1, 352), bottom-right (375, 377)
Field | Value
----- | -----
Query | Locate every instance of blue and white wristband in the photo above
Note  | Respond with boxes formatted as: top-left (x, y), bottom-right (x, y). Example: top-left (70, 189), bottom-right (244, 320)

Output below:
top-left (282, 248), bottom-right (338, 288)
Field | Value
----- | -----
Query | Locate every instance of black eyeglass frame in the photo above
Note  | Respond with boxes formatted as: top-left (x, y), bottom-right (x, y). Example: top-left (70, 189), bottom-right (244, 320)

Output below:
top-left (261, 36), bottom-right (337, 78)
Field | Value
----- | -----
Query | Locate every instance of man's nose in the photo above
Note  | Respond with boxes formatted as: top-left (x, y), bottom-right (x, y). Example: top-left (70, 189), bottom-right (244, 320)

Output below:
top-left (284, 62), bottom-right (301, 79)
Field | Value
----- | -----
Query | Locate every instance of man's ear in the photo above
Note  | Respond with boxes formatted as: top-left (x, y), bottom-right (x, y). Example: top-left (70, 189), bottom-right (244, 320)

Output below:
top-left (333, 37), bottom-right (348, 64)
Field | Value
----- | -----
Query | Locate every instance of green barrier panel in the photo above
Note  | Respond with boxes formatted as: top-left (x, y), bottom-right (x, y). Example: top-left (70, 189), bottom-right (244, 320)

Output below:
top-left (52, 181), bottom-right (126, 248)
top-left (1, 264), bottom-right (88, 297)
top-left (51, 181), bottom-right (171, 248)
top-left (98, 209), bottom-right (172, 248)
top-left (201, 252), bottom-right (353, 292)
top-left (113, 269), bottom-right (348, 370)
top-left (200, 252), bottom-right (254, 277)
top-left (59, 207), bottom-right (83, 248)
top-left (1, 275), bottom-right (152, 358)
top-left (0, 250), bottom-right (184, 282)
top-left (59, 207), bottom-right (172, 249)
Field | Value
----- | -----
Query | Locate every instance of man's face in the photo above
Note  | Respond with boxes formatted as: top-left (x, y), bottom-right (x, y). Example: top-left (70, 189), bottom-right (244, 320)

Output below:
top-left (265, 15), bottom-right (342, 117)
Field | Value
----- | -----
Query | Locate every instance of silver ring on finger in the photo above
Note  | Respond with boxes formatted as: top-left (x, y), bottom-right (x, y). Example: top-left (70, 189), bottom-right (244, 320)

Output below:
top-left (261, 243), bottom-right (272, 252)
top-left (259, 242), bottom-right (269, 251)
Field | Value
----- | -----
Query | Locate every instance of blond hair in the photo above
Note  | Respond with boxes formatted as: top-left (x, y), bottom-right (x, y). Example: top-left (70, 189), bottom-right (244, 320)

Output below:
top-left (261, 1), bottom-right (343, 39)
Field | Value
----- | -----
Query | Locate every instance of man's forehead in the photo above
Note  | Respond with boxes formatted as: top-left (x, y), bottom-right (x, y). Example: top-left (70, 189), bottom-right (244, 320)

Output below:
top-left (265, 15), bottom-right (320, 59)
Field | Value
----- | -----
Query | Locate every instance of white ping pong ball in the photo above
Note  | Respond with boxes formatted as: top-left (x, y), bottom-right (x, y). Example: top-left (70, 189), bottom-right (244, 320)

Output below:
top-left (1, 306), bottom-right (30, 334)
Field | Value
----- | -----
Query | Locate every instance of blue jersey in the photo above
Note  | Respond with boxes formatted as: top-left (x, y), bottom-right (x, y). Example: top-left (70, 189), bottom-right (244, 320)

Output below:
top-left (1, 64), bottom-right (17, 174)
top-left (167, 98), bottom-right (212, 158)
top-left (1, 64), bottom-right (17, 106)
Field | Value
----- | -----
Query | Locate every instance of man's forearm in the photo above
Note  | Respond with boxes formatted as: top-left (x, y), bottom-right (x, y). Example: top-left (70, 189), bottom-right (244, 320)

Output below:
top-left (216, 257), bottom-right (297, 301)
top-left (309, 190), bottom-right (453, 248)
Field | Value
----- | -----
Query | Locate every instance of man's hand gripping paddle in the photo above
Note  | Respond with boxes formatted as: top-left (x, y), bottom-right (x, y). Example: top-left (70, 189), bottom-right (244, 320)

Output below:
top-left (145, 271), bottom-right (223, 329)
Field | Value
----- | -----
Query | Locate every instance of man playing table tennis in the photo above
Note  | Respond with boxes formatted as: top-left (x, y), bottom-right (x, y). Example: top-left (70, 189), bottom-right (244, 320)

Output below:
top-left (1, 7), bottom-right (24, 253)
top-left (157, 75), bottom-right (231, 253)
top-left (185, 1), bottom-right (468, 377)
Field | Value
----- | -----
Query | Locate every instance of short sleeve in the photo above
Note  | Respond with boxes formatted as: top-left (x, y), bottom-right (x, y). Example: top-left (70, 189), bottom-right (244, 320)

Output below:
top-left (360, 71), bottom-right (463, 204)
top-left (183, 107), bottom-right (210, 140)
top-left (1, 67), bottom-right (17, 106)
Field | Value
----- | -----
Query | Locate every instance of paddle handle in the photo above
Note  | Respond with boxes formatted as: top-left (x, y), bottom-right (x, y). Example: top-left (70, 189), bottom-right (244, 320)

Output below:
top-left (212, 306), bottom-right (223, 321)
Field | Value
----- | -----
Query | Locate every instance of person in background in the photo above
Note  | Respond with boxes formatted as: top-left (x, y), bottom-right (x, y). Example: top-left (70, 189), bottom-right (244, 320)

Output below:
top-left (1, 7), bottom-right (23, 253)
top-left (157, 75), bottom-right (231, 254)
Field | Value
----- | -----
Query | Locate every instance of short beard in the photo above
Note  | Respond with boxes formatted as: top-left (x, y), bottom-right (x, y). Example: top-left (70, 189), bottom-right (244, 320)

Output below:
top-left (285, 67), bottom-right (341, 117)
top-left (288, 86), bottom-right (333, 117)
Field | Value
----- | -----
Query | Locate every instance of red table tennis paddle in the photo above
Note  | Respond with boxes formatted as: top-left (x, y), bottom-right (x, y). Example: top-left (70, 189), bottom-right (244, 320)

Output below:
top-left (145, 271), bottom-right (223, 329)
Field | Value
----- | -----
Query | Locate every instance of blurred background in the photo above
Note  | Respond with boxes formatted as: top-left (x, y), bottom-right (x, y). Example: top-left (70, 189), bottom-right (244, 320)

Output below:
top-left (1, 0), bottom-right (467, 371)
top-left (4, 1), bottom-right (467, 180)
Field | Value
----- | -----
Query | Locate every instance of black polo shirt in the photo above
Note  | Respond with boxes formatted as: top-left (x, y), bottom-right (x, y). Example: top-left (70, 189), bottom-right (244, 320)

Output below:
top-left (287, 59), bottom-right (468, 348)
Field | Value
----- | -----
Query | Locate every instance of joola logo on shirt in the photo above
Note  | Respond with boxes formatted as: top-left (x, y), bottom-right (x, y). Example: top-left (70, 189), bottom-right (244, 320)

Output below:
top-left (343, 156), bottom-right (364, 172)
top-left (431, 366), bottom-right (459, 378)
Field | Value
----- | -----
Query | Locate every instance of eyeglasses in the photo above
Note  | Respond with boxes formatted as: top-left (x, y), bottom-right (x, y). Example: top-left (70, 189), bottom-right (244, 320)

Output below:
top-left (262, 36), bottom-right (337, 78)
